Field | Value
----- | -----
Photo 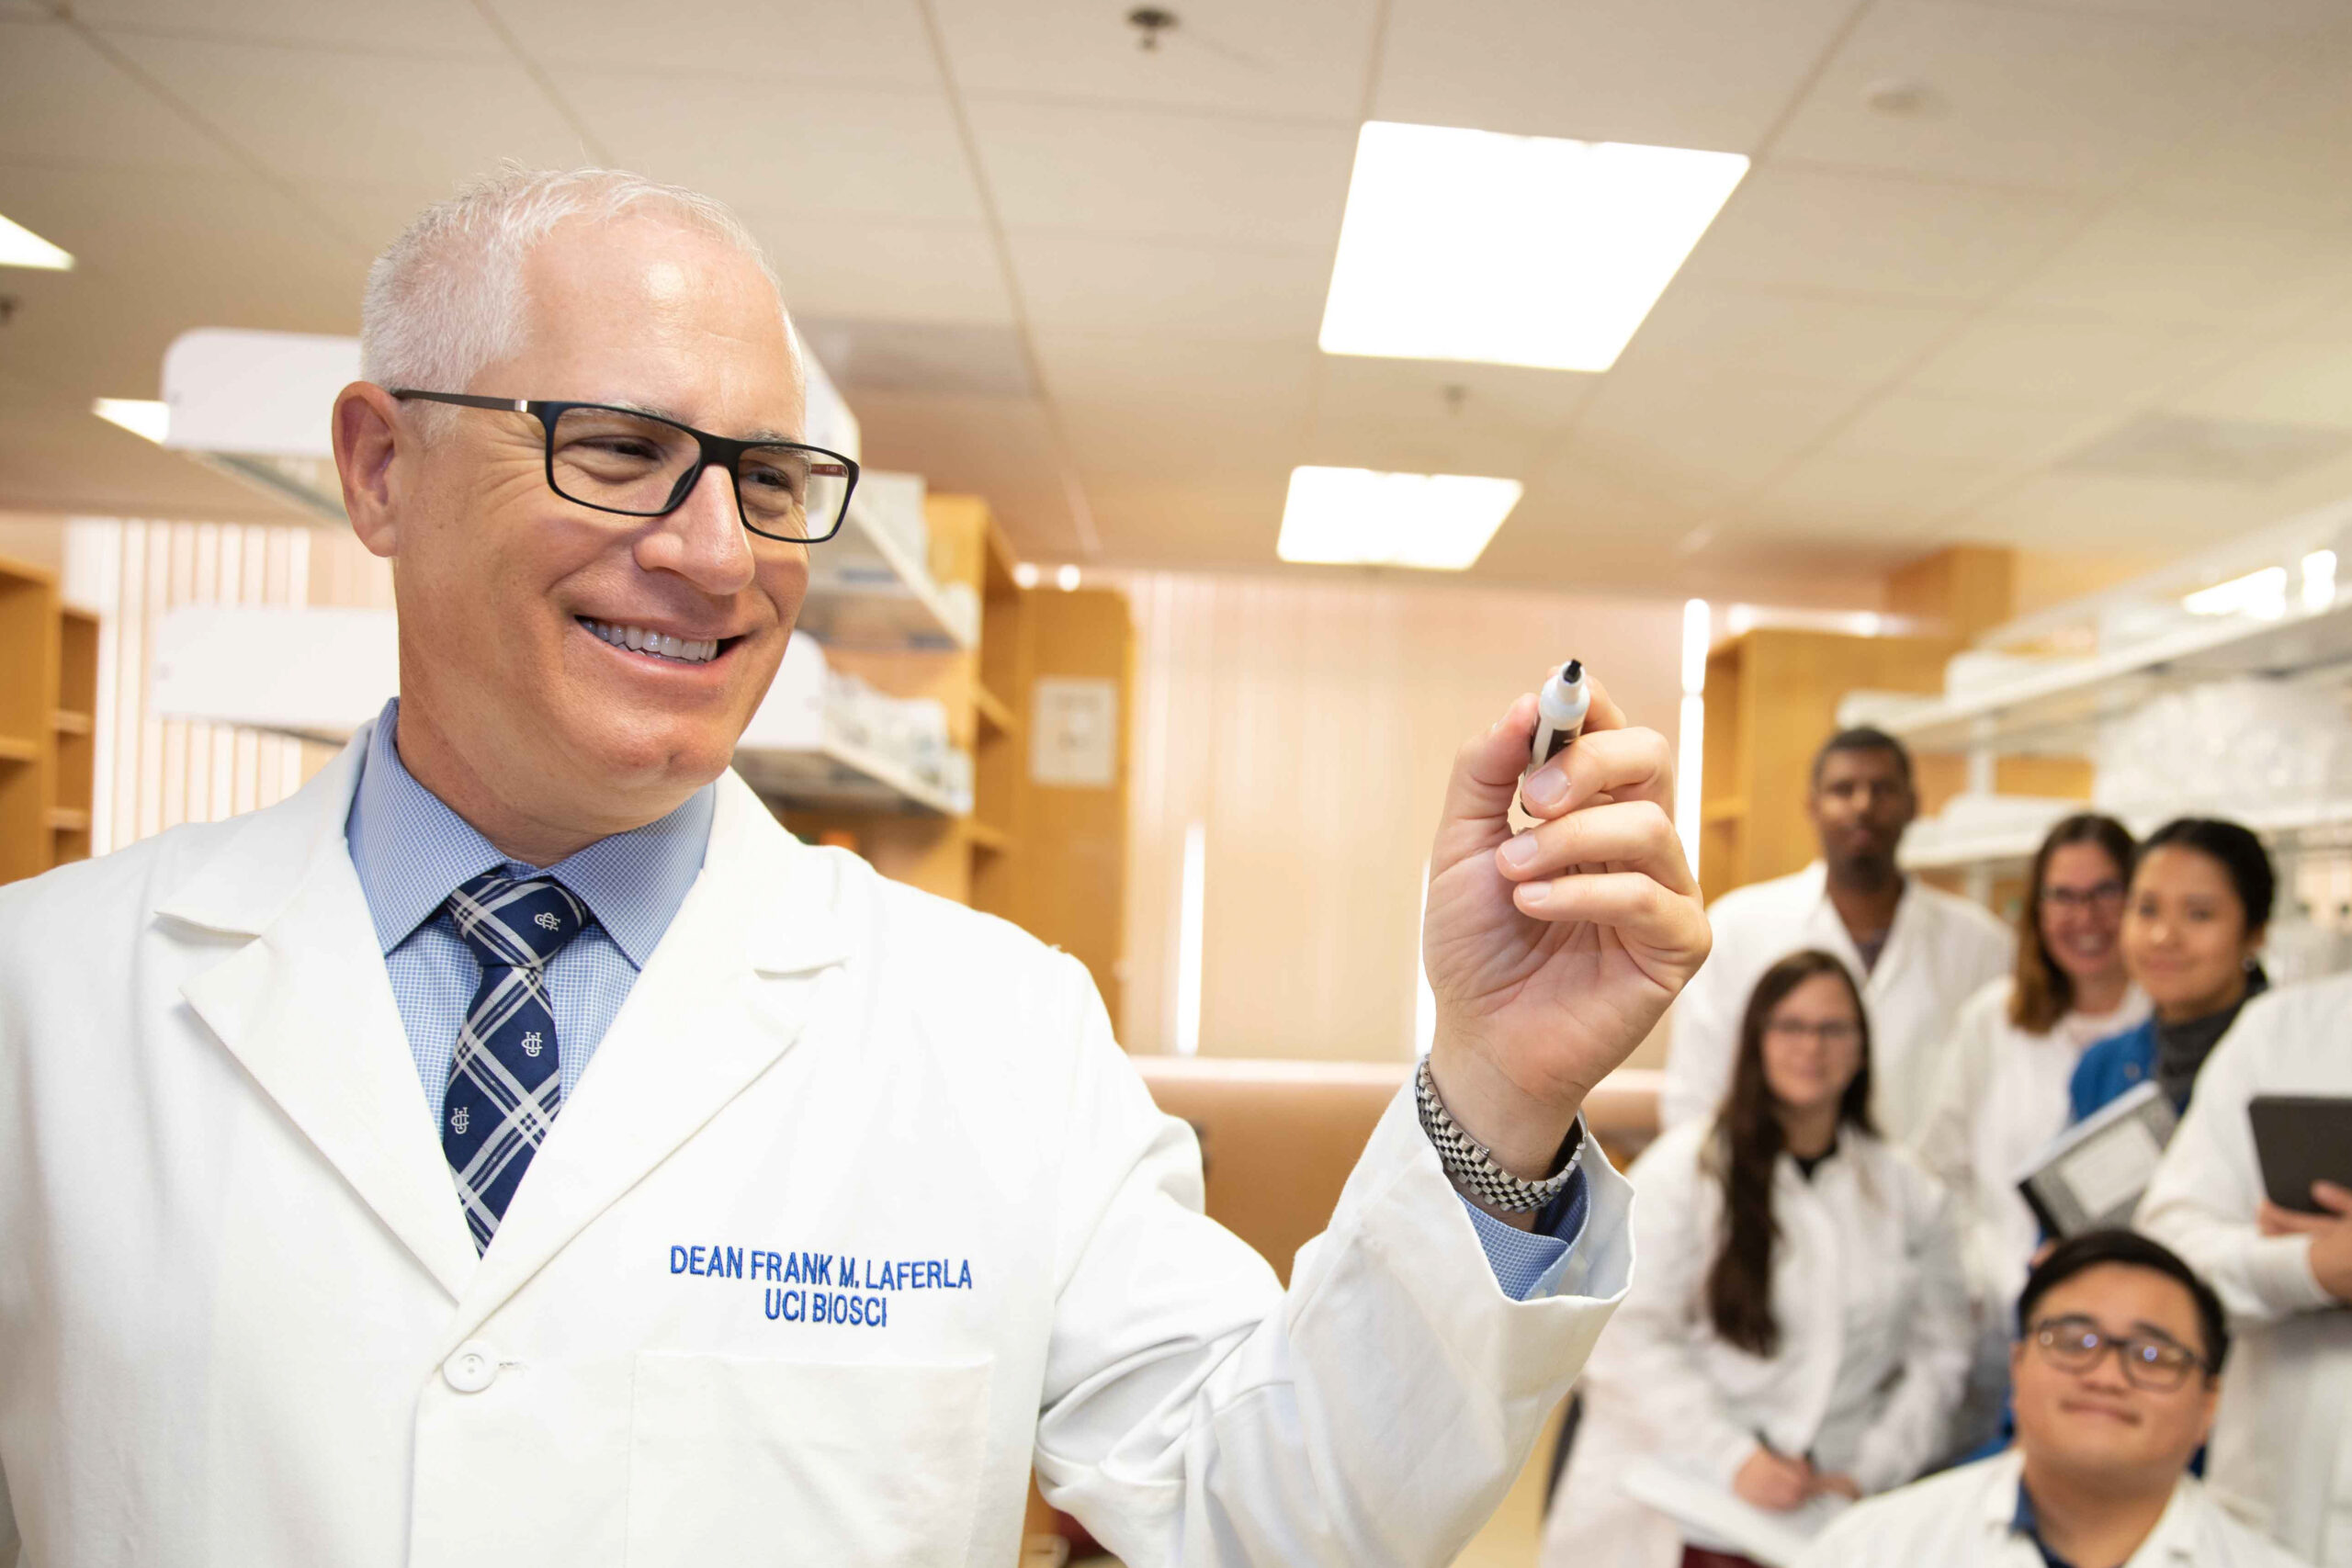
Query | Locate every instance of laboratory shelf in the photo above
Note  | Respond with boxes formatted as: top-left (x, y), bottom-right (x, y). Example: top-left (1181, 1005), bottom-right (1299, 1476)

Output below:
top-left (732, 734), bottom-right (961, 816)
top-left (1864, 596), bottom-right (2352, 757)
top-left (793, 491), bottom-right (973, 652)
top-left (1901, 795), bottom-right (2352, 872)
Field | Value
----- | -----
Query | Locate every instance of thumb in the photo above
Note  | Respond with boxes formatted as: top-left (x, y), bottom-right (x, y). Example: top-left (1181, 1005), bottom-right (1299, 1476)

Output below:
top-left (1433, 693), bottom-right (1537, 854)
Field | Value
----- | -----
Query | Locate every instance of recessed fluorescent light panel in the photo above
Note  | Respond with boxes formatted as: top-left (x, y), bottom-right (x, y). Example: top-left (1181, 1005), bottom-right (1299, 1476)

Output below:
top-left (1277, 465), bottom-right (1522, 570)
top-left (93, 398), bottom-right (170, 444)
top-left (0, 213), bottom-right (74, 271)
top-left (1319, 122), bottom-right (1747, 372)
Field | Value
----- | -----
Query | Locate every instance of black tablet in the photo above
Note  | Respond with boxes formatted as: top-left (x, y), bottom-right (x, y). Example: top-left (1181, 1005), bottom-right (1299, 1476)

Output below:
top-left (2249, 1095), bottom-right (2352, 1213)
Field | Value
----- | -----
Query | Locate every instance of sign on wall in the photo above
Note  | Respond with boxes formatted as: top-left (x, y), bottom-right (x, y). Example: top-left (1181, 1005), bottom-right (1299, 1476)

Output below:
top-left (1029, 677), bottom-right (1119, 788)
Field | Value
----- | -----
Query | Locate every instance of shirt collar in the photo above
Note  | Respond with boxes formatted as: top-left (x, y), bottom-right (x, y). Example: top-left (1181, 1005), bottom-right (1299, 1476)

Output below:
top-left (2012, 1477), bottom-right (2077, 1568)
top-left (344, 697), bottom-right (715, 969)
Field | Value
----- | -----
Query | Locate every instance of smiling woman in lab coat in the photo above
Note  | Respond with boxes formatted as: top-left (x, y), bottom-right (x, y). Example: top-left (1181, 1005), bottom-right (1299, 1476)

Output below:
top-left (1914, 812), bottom-right (2148, 1452)
top-left (1544, 950), bottom-right (1971, 1568)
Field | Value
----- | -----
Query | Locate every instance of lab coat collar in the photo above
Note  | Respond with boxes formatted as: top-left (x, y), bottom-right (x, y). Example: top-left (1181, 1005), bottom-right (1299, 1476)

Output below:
top-left (160, 734), bottom-right (855, 1314)
top-left (1982, 1450), bottom-right (2204, 1563)
top-left (164, 736), bottom-right (484, 1300)
top-left (438, 766), bottom-right (852, 1343)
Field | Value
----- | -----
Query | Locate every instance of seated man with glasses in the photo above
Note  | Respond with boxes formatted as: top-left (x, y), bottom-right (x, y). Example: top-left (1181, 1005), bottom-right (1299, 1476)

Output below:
top-left (1801, 1230), bottom-right (2310, 1568)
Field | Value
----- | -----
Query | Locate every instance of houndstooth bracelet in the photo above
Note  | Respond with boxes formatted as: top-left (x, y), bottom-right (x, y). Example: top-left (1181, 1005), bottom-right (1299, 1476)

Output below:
top-left (1415, 1055), bottom-right (1586, 1213)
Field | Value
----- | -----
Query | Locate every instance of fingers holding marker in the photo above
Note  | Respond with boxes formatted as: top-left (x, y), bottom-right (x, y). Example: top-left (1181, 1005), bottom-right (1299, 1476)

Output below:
top-left (1520, 726), bottom-right (1676, 818)
top-left (1496, 798), bottom-right (1695, 896)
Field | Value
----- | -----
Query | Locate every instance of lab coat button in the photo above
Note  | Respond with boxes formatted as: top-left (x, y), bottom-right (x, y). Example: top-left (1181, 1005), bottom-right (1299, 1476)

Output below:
top-left (443, 1341), bottom-right (498, 1393)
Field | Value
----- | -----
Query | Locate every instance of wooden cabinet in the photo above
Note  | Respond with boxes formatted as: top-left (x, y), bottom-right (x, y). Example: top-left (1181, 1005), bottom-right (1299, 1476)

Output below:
top-left (1697, 626), bottom-right (1960, 903)
top-left (0, 556), bottom-right (98, 886)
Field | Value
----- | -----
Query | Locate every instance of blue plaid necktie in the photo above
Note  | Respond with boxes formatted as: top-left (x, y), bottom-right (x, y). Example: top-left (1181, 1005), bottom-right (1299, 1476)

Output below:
top-left (442, 871), bottom-right (589, 1252)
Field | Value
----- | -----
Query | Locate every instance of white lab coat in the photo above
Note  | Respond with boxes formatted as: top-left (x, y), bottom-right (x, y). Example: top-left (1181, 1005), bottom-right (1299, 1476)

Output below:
top-left (1913, 977), bottom-right (2151, 1452)
top-left (0, 730), bottom-right (1635, 1568)
top-left (1540, 1122), bottom-right (1971, 1568)
top-left (1664, 863), bottom-right (2012, 1144)
top-left (1799, 1449), bottom-right (2312, 1568)
top-left (2137, 973), bottom-right (2352, 1568)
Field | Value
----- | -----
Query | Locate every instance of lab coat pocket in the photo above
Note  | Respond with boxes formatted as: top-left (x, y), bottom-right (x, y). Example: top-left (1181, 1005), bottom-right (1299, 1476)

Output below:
top-left (625, 1352), bottom-right (994, 1567)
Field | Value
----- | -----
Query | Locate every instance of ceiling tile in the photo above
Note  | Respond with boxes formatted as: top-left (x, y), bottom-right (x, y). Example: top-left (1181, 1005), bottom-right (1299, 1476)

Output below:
top-left (1304, 357), bottom-right (1600, 479)
top-left (2005, 196), bottom-right (2352, 330)
top-left (1564, 361), bottom-right (1870, 494)
top-left (1676, 165), bottom-right (2090, 302)
top-left (0, 164), bottom-right (362, 394)
top-left (936, 0), bottom-right (1374, 121)
top-left (76, 0), bottom-right (506, 55)
top-left (562, 71), bottom-right (981, 225)
top-left (1986, 0), bottom-right (2352, 31)
top-left (0, 18), bottom-right (238, 173)
top-left (1374, 0), bottom-right (1855, 151)
top-left (1905, 310), bottom-right (2239, 405)
top-left (2126, 40), bottom-right (2352, 223)
top-left (490, 0), bottom-right (936, 85)
top-left (2164, 341), bottom-right (2352, 426)
top-left (1745, 451), bottom-right (2009, 534)
top-left (1005, 231), bottom-right (1329, 343)
top-left (1615, 285), bottom-right (1965, 387)
top-left (967, 99), bottom-right (1355, 248)
top-left (847, 388), bottom-right (1084, 557)
top-left (103, 34), bottom-right (584, 192)
top-left (1035, 331), bottom-right (1317, 469)
top-left (747, 215), bottom-right (1013, 326)
top-left (1822, 387), bottom-right (2112, 466)
top-left (1956, 468), bottom-right (2287, 549)
top-left (1775, 0), bottom-right (2291, 193)
top-left (1062, 468), bottom-right (1293, 566)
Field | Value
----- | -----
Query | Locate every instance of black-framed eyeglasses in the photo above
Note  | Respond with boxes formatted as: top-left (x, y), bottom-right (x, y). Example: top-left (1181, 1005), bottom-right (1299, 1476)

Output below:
top-left (390, 390), bottom-right (858, 545)
top-left (2030, 1314), bottom-right (2211, 1393)
top-left (2044, 882), bottom-right (2127, 912)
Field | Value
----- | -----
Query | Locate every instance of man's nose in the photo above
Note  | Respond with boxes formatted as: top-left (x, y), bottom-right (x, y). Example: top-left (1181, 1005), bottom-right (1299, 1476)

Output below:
top-left (646, 463), bottom-right (756, 593)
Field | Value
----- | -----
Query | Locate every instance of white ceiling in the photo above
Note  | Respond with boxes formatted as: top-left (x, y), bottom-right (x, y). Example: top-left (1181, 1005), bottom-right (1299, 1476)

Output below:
top-left (7, 0), bottom-right (2352, 604)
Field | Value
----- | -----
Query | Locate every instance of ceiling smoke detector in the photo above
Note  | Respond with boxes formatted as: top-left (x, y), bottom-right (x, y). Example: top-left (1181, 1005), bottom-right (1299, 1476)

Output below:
top-left (1126, 6), bottom-right (1178, 51)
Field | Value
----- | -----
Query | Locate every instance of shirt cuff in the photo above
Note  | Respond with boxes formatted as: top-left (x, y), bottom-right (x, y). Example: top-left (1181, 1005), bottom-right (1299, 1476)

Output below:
top-left (1459, 1167), bottom-right (1590, 1301)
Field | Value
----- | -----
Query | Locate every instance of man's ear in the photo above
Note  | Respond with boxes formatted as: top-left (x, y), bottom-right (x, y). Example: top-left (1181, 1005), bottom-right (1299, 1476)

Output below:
top-left (334, 381), bottom-right (405, 559)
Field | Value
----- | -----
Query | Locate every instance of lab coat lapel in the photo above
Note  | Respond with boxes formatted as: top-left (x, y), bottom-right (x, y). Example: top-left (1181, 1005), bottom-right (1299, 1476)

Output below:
top-left (446, 773), bottom-right (851, 1338)
top-left (167, 738), bottom-right (481, 1302)
top-left (1797, 862), bottom-right (1870, 977)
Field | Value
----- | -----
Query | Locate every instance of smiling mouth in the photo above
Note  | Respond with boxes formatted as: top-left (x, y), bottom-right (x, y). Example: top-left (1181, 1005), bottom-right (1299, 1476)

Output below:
top-left (579, 617), bottom-right (730, 666)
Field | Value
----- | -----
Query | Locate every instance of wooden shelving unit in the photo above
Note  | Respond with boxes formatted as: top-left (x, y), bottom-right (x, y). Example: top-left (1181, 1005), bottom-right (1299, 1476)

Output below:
top-left (0, 557), bottom-right (98, 886)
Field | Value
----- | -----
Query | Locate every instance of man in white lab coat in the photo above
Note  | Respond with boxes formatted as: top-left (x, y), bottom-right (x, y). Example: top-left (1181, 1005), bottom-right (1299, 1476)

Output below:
top-left (1662, 727), bottom-right (2009, 1142)
top-left (1802, 1230), bottom-right (2310, 1568)
top-left (0, 169), bottom-right (1711, 1567)
top-left (2138, 972), bottom-right (2352, 1568)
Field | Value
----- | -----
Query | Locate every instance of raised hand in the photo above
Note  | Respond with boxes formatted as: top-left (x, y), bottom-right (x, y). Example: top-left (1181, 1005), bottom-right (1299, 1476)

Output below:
top-left (1421, 674), bottom-right (1710, 1199)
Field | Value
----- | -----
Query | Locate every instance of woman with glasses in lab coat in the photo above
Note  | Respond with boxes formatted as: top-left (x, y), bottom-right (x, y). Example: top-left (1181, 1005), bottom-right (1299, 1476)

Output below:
top-left (1543, 951), bottom-right (1971, 1568)
top-left (1914, 813), bottom-right (2148, 1455)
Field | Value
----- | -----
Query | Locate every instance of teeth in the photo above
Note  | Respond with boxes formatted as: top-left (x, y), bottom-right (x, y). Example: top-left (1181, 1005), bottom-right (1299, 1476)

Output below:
top-left (582, 619), bottom-right (719, 664)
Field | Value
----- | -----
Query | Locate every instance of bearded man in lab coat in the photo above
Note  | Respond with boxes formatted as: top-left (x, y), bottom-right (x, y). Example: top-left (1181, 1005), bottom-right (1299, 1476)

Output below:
top-left (0, 169), bottom-right (1712, 1568)
top-left (1661, 727), bottom-right (2009, 1143)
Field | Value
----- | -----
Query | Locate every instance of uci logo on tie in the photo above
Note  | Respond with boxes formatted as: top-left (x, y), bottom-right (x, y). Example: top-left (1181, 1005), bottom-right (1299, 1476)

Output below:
top-left (521, 1031), bottom-right (544, 1057)
top-left (450, 1107), bottom-right (469, 1135)
top-left (535, 911), bottom-right (563, 932)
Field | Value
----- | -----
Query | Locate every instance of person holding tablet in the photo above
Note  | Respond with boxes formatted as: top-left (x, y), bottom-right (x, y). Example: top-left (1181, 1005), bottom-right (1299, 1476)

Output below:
top-left (2139, 972), bottom-right (2352, 1567)
top-left (1544, 950), bottom-right (1970, 1568)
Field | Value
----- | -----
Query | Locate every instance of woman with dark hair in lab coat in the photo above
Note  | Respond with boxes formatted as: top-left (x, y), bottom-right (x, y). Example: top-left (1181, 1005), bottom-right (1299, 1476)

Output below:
top-left (1543, 951), bottom-right (1971, 1568)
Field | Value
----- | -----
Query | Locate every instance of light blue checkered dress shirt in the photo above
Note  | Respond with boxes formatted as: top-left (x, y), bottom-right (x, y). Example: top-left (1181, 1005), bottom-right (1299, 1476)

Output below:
top-left (345, 700), bottom-right (713, 1111)
top-left (342, 698), bottom-right (1581, 1297)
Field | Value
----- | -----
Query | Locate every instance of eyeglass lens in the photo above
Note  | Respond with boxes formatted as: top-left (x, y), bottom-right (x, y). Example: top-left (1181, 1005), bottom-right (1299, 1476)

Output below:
top-left (2034, 1320), bottom-right (2198, 1390)
top-left (548, 405), bottom-right (851, 541)
top-left (1764, 1020), bottom-right (1860, 1045)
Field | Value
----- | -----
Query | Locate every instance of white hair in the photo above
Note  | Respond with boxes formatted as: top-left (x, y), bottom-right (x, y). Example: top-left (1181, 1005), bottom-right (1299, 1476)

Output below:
top-left (360, 165), bottom-right (798, 405)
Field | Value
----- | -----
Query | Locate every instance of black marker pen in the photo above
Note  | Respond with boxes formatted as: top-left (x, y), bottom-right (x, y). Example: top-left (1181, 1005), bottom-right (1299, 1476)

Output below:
top-left (1529, 659), bottom-right (1589, 773)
